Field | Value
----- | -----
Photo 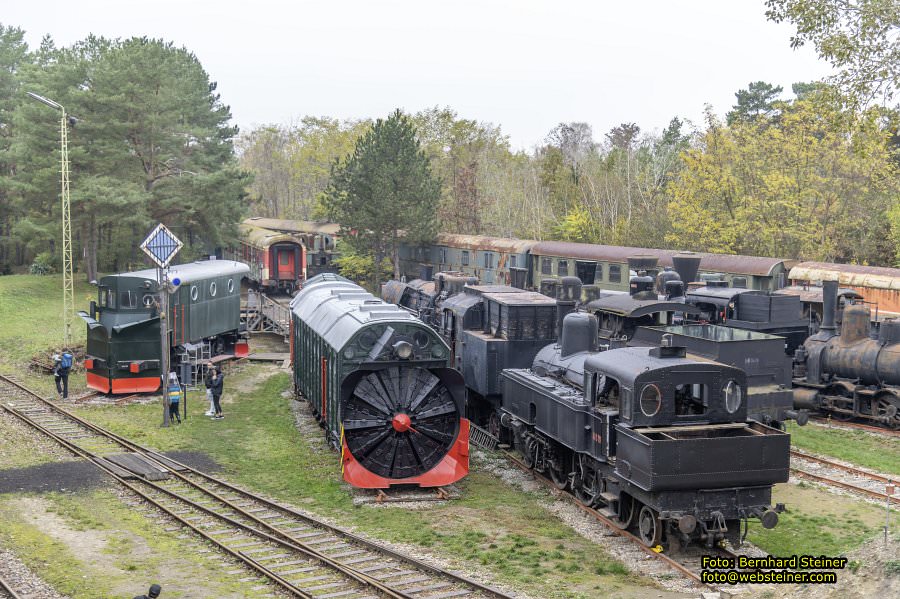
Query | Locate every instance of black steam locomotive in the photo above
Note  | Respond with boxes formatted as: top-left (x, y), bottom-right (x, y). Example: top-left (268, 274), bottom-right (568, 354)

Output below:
top-left (793, 280), bottom-right (900, 429)
top-left (500, 313), bottom-right (789, 548)
top-left (291, 274), bottom-right (469, 488)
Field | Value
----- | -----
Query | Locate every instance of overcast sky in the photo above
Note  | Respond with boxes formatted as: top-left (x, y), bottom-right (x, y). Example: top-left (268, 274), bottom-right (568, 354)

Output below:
top-left (5, 0), bottom-right (833, 150)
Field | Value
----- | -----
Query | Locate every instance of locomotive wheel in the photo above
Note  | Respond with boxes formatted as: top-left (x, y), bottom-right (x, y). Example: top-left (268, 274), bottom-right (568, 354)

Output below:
top-left (610, 494), bottom-right (635, 530)
top-left (874, 394), bottom-right (900, 430)
top-left (638, 505), bottom-right (662, 547)
top-left (549, 461), bottom-right (568, 490)
top-left (342, 367), bottom-right (460, 480)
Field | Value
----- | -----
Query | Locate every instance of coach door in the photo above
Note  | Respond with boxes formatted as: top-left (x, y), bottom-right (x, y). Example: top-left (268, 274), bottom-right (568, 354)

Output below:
top-left (276, 247), bottom-right (295, 281)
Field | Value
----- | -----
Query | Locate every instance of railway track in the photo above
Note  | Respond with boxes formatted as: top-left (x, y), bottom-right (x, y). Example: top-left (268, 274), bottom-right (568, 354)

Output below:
top-left (790, 448), bottom-right (898, 506)
top-left (0, 574), bottom-right (22, 599)
top-left (0, 374), bottom-right (515, 599)
top-left (499, 449), bottom-right (739, 589)
top-left (807, 416), bottom-right (900, 438)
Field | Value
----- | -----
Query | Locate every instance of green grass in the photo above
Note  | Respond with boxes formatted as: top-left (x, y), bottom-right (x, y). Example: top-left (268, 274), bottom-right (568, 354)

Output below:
top-left (0, 489), bottom-right (274, 598)
top-left (72, 366), bottom-right (641, 599)
top-left (787, 421), bottom-right (900, 476)
top-left (747, 482), bottom-right (886, 556)
top-left (0, 273), bottom-right (94, 397)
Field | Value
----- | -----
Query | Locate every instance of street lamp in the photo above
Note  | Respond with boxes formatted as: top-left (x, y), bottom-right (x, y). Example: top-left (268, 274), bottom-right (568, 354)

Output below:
top-left (27, 91), bottom-right (75, 348)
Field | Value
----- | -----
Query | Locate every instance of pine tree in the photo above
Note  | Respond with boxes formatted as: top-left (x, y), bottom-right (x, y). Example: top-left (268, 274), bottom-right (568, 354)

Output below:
top-left (323, 109), bottom-right (441, 285)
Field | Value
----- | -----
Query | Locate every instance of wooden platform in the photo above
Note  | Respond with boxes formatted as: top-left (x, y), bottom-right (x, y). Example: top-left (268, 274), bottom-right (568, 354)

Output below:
top-left (97, 453), bottom-right (173, 481)
top-left (246, 352), bottom-right (290, 362)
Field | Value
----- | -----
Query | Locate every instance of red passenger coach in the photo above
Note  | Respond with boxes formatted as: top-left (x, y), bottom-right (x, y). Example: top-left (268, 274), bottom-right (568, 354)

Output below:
top-left (237, 224), bottom-right (306, 294)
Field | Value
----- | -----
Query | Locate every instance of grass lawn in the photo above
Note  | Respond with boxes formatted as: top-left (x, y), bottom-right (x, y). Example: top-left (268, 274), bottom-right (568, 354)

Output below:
top-left (71, 366), bottom-right (642, 598)
top-left (786, 421), bottom-right (900, 476)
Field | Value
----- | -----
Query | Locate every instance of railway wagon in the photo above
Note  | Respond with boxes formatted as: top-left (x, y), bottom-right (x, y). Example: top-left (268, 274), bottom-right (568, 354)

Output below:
top-left (291, 273), bottom-right (469, 488)
top-left (399, 234), bottom-right (537, 287)
top-left (235, 224), bottom-right (306, 294)
top-left (501, 319), bottom-right (789, 548)
top-left (79, 260), bottom-right (249, 394)
top-left (242, 217), bottom-right (340, 279)
top-left (789, 261), bottom-right (900, 317)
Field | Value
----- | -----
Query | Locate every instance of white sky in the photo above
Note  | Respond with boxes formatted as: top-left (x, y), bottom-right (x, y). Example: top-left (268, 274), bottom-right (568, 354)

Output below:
top-left (4, 0), bottom-right (832, 150)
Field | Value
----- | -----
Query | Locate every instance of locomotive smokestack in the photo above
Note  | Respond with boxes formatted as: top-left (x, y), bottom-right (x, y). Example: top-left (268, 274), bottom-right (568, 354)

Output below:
top-left (556, 276), bottom-right (582, 337)
top-left (821, 279), bottom-right (838, 333)
top-left (672, 253), bottom-right (702, 286)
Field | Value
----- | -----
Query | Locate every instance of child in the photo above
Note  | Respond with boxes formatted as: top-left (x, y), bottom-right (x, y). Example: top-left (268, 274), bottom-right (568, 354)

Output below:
top-left (166, 373), bottom-right (182, 424)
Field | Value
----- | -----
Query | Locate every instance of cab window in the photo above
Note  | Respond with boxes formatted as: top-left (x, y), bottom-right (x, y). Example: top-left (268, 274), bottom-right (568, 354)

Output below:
top-left (674, 384), bottom-right (708, 416)
top-left (99, 286), bottom-right (116, 309)
top-left (119, 290), bottom-right (136, 309)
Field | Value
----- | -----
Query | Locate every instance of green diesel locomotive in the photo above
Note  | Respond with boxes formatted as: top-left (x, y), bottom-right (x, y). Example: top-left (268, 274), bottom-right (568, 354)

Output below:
top-left (79, 260), bottom-right (250, 393)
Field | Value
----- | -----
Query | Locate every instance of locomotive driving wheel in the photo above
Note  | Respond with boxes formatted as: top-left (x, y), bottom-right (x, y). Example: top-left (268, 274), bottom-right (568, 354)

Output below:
top-left (610, 494), bottom-right (635, 530)
top-left (638, 505), bottom-right (662, 547)
top-left (342, 367), bottom-right (460, 480)
top-left (873, 393), bottom-right (900, 430)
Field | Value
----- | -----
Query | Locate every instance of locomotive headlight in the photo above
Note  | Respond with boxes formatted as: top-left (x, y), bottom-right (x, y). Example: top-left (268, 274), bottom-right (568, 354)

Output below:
top-left (343, 347), bottom-right (355, 360)
top-left (393, 341), bottom-right (414, 360)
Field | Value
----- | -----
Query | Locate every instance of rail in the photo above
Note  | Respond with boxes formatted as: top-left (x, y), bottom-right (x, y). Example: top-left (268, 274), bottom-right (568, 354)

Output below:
top-left (0, 373), bottom-right (515, 599)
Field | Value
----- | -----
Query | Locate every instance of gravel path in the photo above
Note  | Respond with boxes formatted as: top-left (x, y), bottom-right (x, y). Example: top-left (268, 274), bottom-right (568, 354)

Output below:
top-left (0, 548), bottom-right (69, 599)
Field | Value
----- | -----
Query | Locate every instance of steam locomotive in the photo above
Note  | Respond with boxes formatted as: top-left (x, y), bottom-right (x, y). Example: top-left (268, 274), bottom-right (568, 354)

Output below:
top-left (291, 274), bottom-right (469, 488)
top-left (793, 280), bottom-right (900, 429)
top-left (500, 313), bottom-right (790, 548)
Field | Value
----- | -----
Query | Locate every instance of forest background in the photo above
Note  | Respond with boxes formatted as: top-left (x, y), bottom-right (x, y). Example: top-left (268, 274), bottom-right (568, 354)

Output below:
top-left (1, 0), bottom-right (898, 280)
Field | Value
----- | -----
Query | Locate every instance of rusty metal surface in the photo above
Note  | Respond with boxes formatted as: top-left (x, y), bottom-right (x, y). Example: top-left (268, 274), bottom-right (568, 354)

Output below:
top-left (435, 232), bottom-right (539, 253)
top-left (531, 241), bottom-right (793, 277)
top-left (243, 217), bottom-right (340, 235)
top-left (790, 261), bottom-right (900, 290)
top-left (774, 285), bottom-right (863, 303)
top-left (239, 224), bottom-right (304, 247)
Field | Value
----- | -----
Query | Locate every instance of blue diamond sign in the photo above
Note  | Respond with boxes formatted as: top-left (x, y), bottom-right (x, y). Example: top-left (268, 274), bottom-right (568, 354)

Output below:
top-left (140, 223), bottom-right (183, 268)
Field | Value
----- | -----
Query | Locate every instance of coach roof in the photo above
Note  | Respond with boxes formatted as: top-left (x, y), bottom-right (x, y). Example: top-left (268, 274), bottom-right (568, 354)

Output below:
top-left (109, 260), bottom-right (249, 285)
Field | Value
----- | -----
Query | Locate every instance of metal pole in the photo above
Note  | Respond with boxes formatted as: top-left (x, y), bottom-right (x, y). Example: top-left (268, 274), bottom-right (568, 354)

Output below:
top-left (60, 110), bottom-right (74, 348)
top-left (159, 267), bottom-right (170, 427)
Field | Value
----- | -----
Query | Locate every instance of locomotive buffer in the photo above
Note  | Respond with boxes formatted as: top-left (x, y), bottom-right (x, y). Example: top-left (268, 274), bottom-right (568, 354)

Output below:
top-left (140, 223), bottom-right (183, 427)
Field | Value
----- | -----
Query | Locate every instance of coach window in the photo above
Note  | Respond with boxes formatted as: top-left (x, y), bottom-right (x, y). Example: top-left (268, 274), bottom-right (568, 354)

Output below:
top-left (732, 277), bottom-right (747, 288)
top-left (484, 252), bottom-right (494, 269)
top-left (509, 254), bottom-right (517, 268)
top-left (227, 279), bottom-right (235, 293)
top-left (462, 250), bottom-right (470, 266)
top-left (541, 257), bottom-right (552, 275)
top-left (440, 248), bottom-right (447, 264)
top-left (595, 263), bottom-right (604, 281)
top-left (609, 264), bottom-right (621, 283)
top-left (209, 282), bottom-right (217, 297)
top-left (190, 286), bottom-right (199, 301)
top-left (279, 252), bottom-right (289, 265)
top-left (576, 261), bottom-right (595, 284)
top-left (558, 260), bottom-right (568, 277)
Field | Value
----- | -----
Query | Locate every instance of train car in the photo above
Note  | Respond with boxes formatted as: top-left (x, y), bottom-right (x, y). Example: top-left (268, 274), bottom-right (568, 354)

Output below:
top-left (773, 285), bottom-right (863, 330)
top-left (789, 261), bottom-right (900, 317)
top-left (290, 273), bottom-right (469, 488)
top-left (529, 241), bottom-right (796, 294)
top-left (79, 260), bottom-right (249, 394)
top-left (233, 218), bottom-right (341, 286)
top-left (793, 280), bottom-right (900, 429)
top-left (399, 234), bottom-right (537, 288)
top-left (500, 316), bottom-right (789, 548)
top-left (236, 223), bottom-right (306, 293)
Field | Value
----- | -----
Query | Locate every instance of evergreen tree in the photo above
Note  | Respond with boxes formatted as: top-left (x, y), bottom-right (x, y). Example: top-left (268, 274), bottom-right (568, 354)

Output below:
top-left (727, 81), bottom-right (784, 125)
top-left (323, 109), bottom-right (441, 285)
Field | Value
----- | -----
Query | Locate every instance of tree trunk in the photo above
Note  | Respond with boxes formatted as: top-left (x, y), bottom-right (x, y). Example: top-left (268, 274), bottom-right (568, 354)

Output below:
top-left (392, 232), bottom-right (400, 281)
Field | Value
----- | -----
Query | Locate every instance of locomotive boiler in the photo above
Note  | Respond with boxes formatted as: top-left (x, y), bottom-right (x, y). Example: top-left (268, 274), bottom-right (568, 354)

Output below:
top-left (794, 280), bottom-right (900, 429)
top-left (291, 274), bottom-right (469, 488)
top-left (500, 313), bottom-right (789, 548)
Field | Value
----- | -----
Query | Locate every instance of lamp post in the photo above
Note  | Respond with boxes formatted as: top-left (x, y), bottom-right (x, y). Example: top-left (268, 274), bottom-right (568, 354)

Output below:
top-left (27, 91), bottom-right (75, 348)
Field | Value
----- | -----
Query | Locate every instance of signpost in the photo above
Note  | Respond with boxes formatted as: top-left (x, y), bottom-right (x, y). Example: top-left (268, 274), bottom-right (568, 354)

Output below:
top-left (140, 224), bottom-right (183, 427)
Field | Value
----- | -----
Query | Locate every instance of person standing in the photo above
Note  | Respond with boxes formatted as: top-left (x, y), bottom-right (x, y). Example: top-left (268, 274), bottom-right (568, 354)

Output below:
top-left (204, 366), bottom-right (215, 416)
top-left (210, 366), bottom-right (224, 420)
top-left (166, 373), bottom-right (182, 424)
top-left (54, 348), bottom-right (73, 399)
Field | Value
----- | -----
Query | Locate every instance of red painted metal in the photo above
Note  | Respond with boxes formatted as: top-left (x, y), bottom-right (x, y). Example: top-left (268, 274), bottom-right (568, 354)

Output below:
top-left (129, 362), bottom-right (140, 373)
top-left (111, 376), bottom-right (159, 394)
top-left (341, 419), bottom-right (470, 489)
top-left (234, 342), bottom-right (249, 358)
top-left (391, 413), bottom-right (412, 433)
top-left (85, 371), bottom-right (110, 393)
